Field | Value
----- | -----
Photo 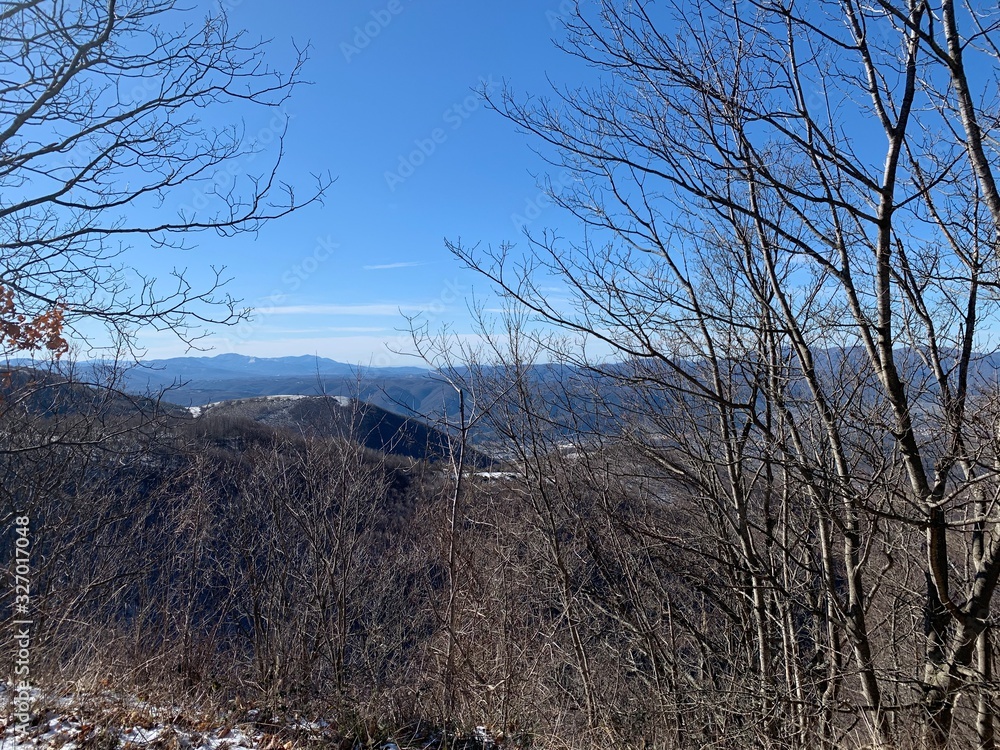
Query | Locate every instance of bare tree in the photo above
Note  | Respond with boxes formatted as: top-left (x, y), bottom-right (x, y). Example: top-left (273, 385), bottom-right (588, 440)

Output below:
top-left (0, 0), bottom-right (330, 357)
top-left (445, 1), bottom-right (1000, 747)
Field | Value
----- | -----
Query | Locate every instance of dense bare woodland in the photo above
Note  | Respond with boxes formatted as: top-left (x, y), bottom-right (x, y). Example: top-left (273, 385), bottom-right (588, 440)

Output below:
top-left (9, 0), bottom-right (1000, 749)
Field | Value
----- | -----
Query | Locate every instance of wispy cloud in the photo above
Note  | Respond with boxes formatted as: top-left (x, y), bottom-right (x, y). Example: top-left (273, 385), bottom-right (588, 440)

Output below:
top-left (263, 327), bottom-right (389, 334)
top-left (363, 261), bottom-right (427, 271)
top-left (258, 303), bottom-right (426, 316)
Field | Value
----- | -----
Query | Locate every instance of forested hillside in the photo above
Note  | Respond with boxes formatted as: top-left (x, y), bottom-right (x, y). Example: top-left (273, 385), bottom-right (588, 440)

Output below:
top-left (11, 0), bottom-right (1000, 749)
top-left (0, 366), bottom-right (677, 747)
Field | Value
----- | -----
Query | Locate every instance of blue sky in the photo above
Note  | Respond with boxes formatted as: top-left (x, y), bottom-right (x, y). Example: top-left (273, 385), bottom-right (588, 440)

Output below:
top-left (123, 0), bottom-right (587, 365)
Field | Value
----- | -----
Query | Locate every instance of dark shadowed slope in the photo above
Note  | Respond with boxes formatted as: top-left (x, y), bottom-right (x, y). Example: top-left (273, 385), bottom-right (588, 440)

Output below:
top-left (198, 394), bottom-right (485, 464)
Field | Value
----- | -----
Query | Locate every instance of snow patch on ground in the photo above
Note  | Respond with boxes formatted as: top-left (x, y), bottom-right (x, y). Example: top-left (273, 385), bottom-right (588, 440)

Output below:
top-left (0, 710), bottom-right (268, 750)
top-left (0, 683), bottom-right (505, 750)
top-left (0, 684), bottom-right (272, 750)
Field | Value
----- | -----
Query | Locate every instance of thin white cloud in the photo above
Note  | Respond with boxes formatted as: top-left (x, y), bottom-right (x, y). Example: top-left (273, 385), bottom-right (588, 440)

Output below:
top-left (363, 261), bottom-right (427, 271)
top-left (258, 303), bottom-right (425, 316)
top-left (262, 327), bottom-right (388, 334)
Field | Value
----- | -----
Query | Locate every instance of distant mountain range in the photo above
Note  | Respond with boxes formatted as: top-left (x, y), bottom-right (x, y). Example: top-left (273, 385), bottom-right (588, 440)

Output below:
top-left (46, 346), bottom-right (1000, 455)
top-left (97, 354), bottom-right (456, 417)
top-left (21, 347), bottom-right (1000, 464)
top-left (0, 353), bottom-right (617, 444)
top-left (105, 355), bottom-right (616, 439)
top-left (120, 353), bottom-right (426, 391)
